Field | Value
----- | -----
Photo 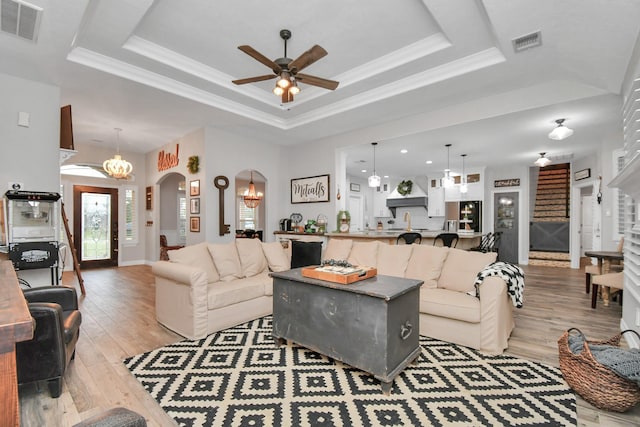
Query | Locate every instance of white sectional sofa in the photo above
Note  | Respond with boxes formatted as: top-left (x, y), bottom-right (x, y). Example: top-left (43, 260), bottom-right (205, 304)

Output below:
top-left (152, 237), bottom-right (515, 354)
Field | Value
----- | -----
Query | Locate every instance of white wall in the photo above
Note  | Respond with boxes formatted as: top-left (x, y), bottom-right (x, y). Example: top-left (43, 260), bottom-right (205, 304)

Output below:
top-left (0, 73), bottom-right (60, 192)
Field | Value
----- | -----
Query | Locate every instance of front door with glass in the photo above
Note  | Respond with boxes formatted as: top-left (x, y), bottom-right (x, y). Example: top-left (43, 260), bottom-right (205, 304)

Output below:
top-left (73, 185), bottom-right (118, 268)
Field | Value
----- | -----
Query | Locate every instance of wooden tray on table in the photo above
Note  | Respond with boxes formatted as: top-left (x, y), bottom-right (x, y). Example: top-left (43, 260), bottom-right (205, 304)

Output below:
top-left (301, 265), bottom-right (377, 284)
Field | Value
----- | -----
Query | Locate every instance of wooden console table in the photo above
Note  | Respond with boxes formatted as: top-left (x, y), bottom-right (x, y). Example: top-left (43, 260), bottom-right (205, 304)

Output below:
top-left (0, 260), bottom-right (34, 426)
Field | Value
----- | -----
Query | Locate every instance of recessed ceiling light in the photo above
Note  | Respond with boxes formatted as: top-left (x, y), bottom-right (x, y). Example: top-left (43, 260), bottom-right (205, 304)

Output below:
top-left (361, 169), bottom-right (367, 173)
top-left (400, 149), bottom-right (408, 154)
top-left (383, 175), bottom-right (389, 178)
top-left (425, 160), bottom-right (433, 164)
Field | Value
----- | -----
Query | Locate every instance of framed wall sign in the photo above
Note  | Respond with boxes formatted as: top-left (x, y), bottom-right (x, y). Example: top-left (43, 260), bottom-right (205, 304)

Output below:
top-left (350, 183), bottom-right (360, 192)
top-left (190, 216), bottom-right (200, 232)
top-left (189, 180), bottom-right (200, 196)
top-left (190, 198), bottom-right (200, 214)
top-left (575, 168), bottom-right (591, 181)
top-left (291, 174), bottom-right (330, 203)
top-left (494, 178), bottom-right (520, 187)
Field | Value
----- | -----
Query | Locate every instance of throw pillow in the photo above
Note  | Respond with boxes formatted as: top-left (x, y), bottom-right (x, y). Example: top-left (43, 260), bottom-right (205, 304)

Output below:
top-left (438, 248), bottom-right (497, 293)
top-left (236, 238), bottom-right (268, 277)
top-left (207, 242), bottom-right (243, 282)
top-left (405, 245), bottom-right (449, 288)
top-left (377, 244), bottom-right (413, 276)
top-left (168, 242), bottom-right (219, 283)
top-left (323, 238), bottom-right (353, 262)
top-left (291, 240), bottom-right (323, 268)
top-left (347, 241), bottom-right (379, 267)
top-left (261, 242), bottom-right (290, 272)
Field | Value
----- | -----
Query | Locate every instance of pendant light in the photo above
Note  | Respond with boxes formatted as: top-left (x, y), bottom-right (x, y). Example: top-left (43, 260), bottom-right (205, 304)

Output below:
top-left (548, 118), bottom-right (573, 140)
top-left (103, 128), bottom-right (133, 179)
top-left (460, 154), bottom-right (468, 193)
top-left (368, 142), bottom-right (381, 187)
top-left (243, 170), bottom-right (263, 208)
top-left (442, 144), bottom-right (454, 188)
top-left (534, 152), bottom-right (551, 167)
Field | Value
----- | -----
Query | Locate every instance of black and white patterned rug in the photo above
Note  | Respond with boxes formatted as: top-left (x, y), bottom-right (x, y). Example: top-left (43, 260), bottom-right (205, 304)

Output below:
top-left (124, 317), bottom-right (576, 426)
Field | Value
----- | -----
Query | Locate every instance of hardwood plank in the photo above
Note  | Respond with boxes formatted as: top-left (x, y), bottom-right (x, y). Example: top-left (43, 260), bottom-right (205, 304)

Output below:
top-left (17, 264), bottom-right (640, 426)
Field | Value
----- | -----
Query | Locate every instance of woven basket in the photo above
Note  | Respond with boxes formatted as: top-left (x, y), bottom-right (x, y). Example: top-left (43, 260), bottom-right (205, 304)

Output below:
top-left (558, 328), bottom-right (640, 412)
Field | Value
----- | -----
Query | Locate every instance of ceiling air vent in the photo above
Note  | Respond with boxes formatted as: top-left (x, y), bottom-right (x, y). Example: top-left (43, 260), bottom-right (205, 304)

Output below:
top-left (512, 31), bottom-right (542, 53)
top-left (1, 0), bottom-right (42, 42)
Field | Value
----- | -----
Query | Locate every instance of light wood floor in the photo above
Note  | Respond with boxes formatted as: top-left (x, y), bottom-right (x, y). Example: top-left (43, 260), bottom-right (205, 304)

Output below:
top-left (18, 264), bottom-right (640, 426)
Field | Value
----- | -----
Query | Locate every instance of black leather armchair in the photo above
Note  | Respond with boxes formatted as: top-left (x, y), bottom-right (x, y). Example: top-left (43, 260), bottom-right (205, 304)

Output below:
top-left (16, 286), bottom-right (82, 398)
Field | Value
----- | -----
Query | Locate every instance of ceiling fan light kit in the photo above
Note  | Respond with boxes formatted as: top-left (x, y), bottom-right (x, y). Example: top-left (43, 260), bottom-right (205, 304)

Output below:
top-left (548, 118), bottom-right (573, 140)
top-left (233, 29), bottom-right (339, 103)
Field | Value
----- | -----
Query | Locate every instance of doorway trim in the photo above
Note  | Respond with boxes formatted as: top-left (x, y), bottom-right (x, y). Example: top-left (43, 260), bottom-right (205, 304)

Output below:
top-left (570, 178), bottom-right (596, 269)
top-left (489, 188), bottom-right (526, 264)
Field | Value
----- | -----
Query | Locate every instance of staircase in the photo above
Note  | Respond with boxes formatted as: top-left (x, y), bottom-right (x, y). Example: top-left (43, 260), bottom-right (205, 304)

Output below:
top-left (529, 164), bottom-right (571, 268)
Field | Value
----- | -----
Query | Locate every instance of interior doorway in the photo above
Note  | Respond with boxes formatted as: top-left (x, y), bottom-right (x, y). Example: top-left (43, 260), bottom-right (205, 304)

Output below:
top-left (580, 194), bottom-right (594, 256)
top-left (158, 173), bottom-right (187, 247)
top-left (73, 185), bottom-right (118, 268)
top-left (348, 194), bottom-right (364, 231)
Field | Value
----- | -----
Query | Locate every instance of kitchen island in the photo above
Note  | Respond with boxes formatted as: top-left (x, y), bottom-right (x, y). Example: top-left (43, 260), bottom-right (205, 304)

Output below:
top-left (325, 230), bottom-right (482, 249)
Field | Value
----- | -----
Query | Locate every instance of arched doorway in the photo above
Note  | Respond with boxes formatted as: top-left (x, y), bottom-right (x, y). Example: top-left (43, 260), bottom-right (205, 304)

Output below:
top-left (158, 172), bottom-right (187, 248)
top-left (235, 170), bottom-right (266, 240)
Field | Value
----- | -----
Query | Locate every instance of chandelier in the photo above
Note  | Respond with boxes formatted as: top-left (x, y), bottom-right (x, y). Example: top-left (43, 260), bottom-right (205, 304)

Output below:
top-left (368, 142), bottom-right (381, 188)
top-left (103, 128), bottom-right (132, 179)
top-left (243, 171), bottom-right (263, 208)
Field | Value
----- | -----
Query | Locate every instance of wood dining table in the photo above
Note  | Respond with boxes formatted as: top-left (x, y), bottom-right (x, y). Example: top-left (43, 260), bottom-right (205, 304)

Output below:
top-left (584, 250), bottom-right (624, 306)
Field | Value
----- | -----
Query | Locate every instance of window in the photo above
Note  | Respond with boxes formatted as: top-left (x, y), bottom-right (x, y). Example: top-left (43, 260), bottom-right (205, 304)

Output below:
top-left (178, 195), bottom-right (186, 243)
top-left (124, 187), bottom-right (138, 244)
top-left (237, 196), bottom-right (257, 230)
top-left (613, 149), bottom-right (636, 238)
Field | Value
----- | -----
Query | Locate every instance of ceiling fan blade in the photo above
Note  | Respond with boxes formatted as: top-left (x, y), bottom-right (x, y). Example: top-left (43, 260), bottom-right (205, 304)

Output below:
top-left (296, 73), bottom-right (339, 90)
top-left (288, 45), bottom-right (327, 73)
top-left (232, 74), bottom-right (276, 85)
top-left (238, 45), bottom-right (281, 73)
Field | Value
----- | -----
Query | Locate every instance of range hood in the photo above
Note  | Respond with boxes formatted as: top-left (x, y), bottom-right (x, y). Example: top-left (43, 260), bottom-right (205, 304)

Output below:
top-left (386, 183), bottom-right (428, 218)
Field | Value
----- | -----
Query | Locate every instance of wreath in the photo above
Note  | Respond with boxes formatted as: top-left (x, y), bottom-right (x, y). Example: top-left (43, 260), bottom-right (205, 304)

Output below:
top-left (187, 155), bottom-right (200, 174)
top-left (397, 180), bottom-right (412, 196)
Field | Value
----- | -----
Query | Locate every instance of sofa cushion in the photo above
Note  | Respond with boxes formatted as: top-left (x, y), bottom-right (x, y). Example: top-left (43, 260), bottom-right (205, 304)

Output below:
top-left (323, 239), bottom-right (353, 262)
top-left (236, 238), bottom-right (268, 277)
top-left (207, 242), bottom-right (243, 282)
top-left (291, 240), bottom-right (322, 268)
top-left (347, 241), bottom-right (379, 267)
top-left (261, 242), bottom-right (290, 272)
top-left (438, 248), bottom-right (497, 293)
top-left (420, 288), bottom-right (481, 323)
top-left (168, 242), bottom-right (219, 283)
top-left (404, 245), bottom-right (449, 289)
top-left (207, 276), bottom-right (266, 309)
top-left (377, 244), bottom-right (413, 277)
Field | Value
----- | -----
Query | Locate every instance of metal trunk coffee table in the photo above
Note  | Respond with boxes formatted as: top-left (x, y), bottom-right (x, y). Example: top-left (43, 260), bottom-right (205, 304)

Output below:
top-left (270, 268), bottom-right (423, 394)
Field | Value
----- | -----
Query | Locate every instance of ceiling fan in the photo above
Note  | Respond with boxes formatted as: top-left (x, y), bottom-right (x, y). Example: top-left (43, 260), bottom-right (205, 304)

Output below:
top-left (232, 29), bottom-right (339, 103)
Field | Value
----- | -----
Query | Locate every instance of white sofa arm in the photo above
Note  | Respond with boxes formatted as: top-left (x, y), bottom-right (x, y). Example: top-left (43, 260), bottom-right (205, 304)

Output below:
top-left (153, 260), bottom-right (207, 286)
top-left (478, 276), bottom-right (514, 354)
top-left (152, 261), bottom-right (209, 339)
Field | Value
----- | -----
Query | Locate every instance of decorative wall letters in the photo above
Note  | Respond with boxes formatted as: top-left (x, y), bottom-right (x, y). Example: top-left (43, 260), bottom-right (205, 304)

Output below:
top-left (157, 144), bottom-right (180, 172)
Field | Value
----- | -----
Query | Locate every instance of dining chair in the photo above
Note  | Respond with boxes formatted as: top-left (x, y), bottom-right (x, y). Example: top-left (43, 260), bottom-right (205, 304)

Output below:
top-left (396, 232), bottom-right (422, 245)
top-left (591, 271), bottom-right (624, 308)
top-left (584, 236), bottom-right (624, 293)
top-left (434, 233), bottom-right (459, 248)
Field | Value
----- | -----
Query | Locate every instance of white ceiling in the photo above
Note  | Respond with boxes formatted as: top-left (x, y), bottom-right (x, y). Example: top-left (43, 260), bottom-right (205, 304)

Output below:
top-left (1, 0), bottom-right (639, 179)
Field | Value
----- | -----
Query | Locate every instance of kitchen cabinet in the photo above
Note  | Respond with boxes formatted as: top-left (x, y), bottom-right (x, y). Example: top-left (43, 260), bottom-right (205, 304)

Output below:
top-left (428, 185), bottom-right (445, 216)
